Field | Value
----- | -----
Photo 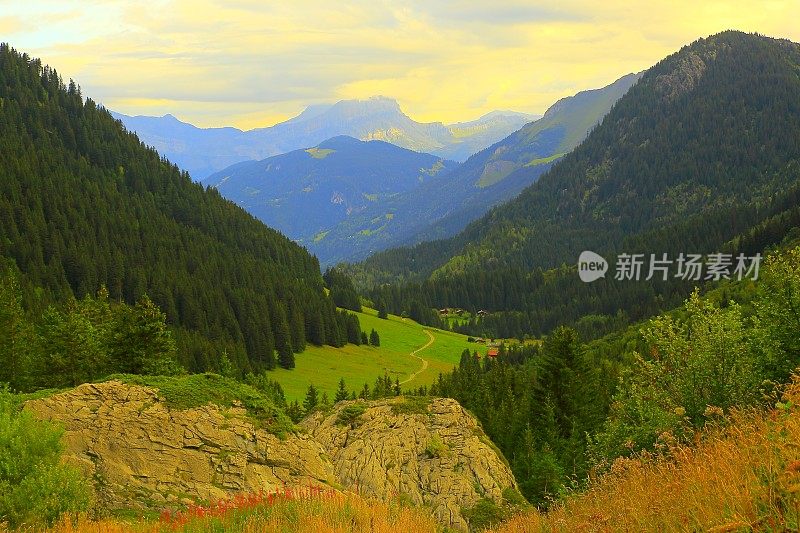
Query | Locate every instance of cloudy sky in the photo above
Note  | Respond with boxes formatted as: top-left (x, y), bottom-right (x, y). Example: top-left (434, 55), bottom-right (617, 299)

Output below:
top-left (2, 0), bottom-right (798, 129)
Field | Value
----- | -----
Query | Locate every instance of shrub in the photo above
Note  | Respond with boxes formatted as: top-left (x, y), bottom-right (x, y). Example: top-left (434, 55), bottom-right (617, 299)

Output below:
top-left (0, 389), bottom-right (91, 528)
top-left (336, 402), bottom-right (367, 427)
top-left (391, 396), bottom-right (431, 416)
top-left (424, 434), bottom-right (449, 459)
top-left (463, 498), bottom-right (506, 531)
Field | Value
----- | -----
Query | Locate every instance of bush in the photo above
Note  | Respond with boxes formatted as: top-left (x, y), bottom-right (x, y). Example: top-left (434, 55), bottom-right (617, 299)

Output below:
top-left (424, 434), bottom-right (449, 458)
top-left (335, 402), bottom-right (367, 427)
top-left (462, 498), bottom-right (506, 530)
top-left (0, 389), bottom-right (91, 528)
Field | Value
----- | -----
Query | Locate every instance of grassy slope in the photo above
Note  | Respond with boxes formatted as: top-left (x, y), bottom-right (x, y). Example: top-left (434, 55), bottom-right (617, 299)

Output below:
top-left (272, 307), bottom-right (483, 401)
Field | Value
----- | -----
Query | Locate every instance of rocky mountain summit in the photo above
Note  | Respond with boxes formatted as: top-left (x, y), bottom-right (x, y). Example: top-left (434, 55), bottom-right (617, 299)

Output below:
top-left (25, 380), bottom-right (517, 530)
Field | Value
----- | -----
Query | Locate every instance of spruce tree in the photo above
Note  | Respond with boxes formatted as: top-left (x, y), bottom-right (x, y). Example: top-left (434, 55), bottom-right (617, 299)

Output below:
top-left (369, 328), bottom-right (380, 347)
top-left (335, 378), bottom-right (349, 402)
top-left (303, 384), bottom-right (319, 413)
top-left (273, 305), bottom-right (295, 369)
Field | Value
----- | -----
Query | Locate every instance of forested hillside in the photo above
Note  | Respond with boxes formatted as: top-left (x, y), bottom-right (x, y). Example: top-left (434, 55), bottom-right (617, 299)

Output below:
top-left (0, 43), bottom-right (358, 379)
top-left (205, 135), bottom-right (456, 258)
top-left (317, 74), bottom-right (639, 265)
top-left (430, 241), bottom-right (800, 507)
top-left (354, 31), bottom-right (800, 339)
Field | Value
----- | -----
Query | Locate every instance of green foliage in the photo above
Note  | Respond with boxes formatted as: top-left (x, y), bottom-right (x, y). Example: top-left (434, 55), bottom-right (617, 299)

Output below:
top-left (303, 384), bottom-right (319, 413)
top-left (461, 498), bottom-right (506, 531)
top-left (591, 247), bottom-right (800, 466)
top-left (107, 295), bottom-right (178, 375)
top-left (0, 388), bottom-right (91, 528)
top-left (335, 402), bottom-right (366, 427)
top-left (323, 268), bottom-right (362, 312)
top-left (377, 299), bottom-right (388, 319)
top-left (390, 395), bottom-right (431, 415)
top-left (424, 434), bottom-right (449, 458)
top-left (369, 328), bottom-right (380, 347)
top-left (0, 266), bottom-right (36, 391)
top-left (1, 267), bottom-right (181, 390)
top-left (38, 302), bottom-right (105, 387)
top-left (357, 32), bottom-right (800, 342)
top-left (591, 291), bottom-right (762, 463)
top-left (754, 246), bottom-right (800, 380)
top-left (0, 43), bottom-right (355, 379)
top-left (334, 378), bottom-right (349, 403)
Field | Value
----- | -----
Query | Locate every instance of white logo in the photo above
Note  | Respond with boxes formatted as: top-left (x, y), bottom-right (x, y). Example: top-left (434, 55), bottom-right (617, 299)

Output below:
top-left (578, 251), bottom-right (608, 283)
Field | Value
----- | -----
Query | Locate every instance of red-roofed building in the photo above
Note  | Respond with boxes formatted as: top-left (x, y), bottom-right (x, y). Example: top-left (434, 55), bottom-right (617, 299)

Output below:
top-left (487, 348), bottom-right (499, 358)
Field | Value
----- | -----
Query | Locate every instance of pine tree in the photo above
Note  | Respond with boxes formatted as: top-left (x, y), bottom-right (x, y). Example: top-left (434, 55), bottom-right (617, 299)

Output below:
top-left (0, 268), bottom-right (35, 391)
top-left (359, 383), bottom-right (370, 400)
top-left (360, 331), bottom-right (369, 345)
top-left (274, 305), bottom-right (295, 369)
top-left (319, 391), bottom-right (331, 411)
top-left (38, 302), bottom-right (104, 388)
top-left (303, 384), bottom-right (319, 413)
top-left (369, 328), bottom-right (380, 347)
top-left (108, 295), bottom-right (177, 375)
top-left (377, 300), bottom-right (388, 319)
top-left (286, 400), bottom-right (304, 422)
top-left (335, 378), bottom-right (349, 402)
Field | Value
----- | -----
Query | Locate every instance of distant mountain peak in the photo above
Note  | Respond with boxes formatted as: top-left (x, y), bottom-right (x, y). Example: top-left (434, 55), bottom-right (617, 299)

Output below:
top-left (326, 96), bottom-right (405, 116)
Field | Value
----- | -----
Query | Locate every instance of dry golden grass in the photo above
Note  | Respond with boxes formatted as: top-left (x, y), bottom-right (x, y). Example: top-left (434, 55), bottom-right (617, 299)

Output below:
top-left (491, 376), bottom-right (800, 533)
top-left (45, 491), bottom-right (437, 533)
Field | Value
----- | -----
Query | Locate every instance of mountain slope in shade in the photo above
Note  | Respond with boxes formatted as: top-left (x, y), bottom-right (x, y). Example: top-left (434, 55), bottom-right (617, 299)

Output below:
top-left (310, 73), bottom-right (640, 265)
top-left (205, 136), bottom-right (457, 244)
top-left (113, 97), bottom-right (534, 180)
top-left (359, 32), bottom-right (800, 294)
top-left (0, 43), bottom-right (351, 375)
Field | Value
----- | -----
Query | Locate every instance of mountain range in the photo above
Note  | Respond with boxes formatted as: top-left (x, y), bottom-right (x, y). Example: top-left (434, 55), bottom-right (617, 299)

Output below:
top-left (112, 97), bottom-right (536, 180)
top-left (204, 136), bottom-right (457, 245)
top-left (310, 73), bottom-right (641, 264)
top-left (204, 74), bottom-right (639, 265)
top-left (355, 31), bottom-right (800, 337)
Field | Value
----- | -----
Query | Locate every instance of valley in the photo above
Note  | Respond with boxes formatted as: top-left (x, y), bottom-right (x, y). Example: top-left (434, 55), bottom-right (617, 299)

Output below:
top-left (270, 306), bottom-right (482, 401)
top-left (2, 13), bottom-right (800, 533)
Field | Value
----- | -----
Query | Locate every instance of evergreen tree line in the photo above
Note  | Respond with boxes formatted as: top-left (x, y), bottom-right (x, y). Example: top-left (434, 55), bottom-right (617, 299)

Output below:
top-left (283, 374), bottom-right (399, 422)
top-left (323, 267), bottom-right (362, 312)
top-left (365, 179), bottom-right (800, 341)
top-left (428, 243), bottom-right (800, 506)
top-left (0, 266), bottom-right (177, 391)
top-left (350, 32), bottom-right (800, 289)
top-left (0, 44), bottom-right (366, 376)
top-left (349, 33), bottom-right (800, 341)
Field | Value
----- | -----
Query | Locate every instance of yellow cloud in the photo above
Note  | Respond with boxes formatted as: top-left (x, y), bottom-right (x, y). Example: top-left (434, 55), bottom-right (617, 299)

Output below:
top-left (4, 0), bottom-right (800, 129)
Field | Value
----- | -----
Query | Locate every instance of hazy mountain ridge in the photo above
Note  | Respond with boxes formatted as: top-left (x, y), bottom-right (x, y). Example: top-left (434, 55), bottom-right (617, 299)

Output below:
top-left (354, 31), bottom-right (800, 339)
top-left (204, 136), bottom-right (458, 246)
top-left (307, 73), bottom-right (640, 265)
top-left (113, 97), bottom-right (535, 179)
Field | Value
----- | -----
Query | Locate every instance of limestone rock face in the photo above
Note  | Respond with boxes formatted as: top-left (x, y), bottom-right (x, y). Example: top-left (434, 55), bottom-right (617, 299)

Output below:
top-left (26, 382), bottom-right (517, 530)
top-left (25, 381), bottom-right (335, 509)
top-left (302, 397), bottom-right (517, 530)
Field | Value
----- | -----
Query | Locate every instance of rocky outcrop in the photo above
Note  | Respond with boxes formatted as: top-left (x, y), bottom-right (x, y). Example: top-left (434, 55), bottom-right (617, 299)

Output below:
top-left (26, 382), bottom-right (517, 530)
top-left (25, 381), bottom-right (335, 509)
top-left (303, 397), bottom-right (518, 530)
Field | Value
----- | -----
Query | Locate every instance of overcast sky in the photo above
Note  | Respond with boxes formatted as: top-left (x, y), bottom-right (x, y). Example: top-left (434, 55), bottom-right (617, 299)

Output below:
top-left (2, 0), bottom-right (798, 129)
